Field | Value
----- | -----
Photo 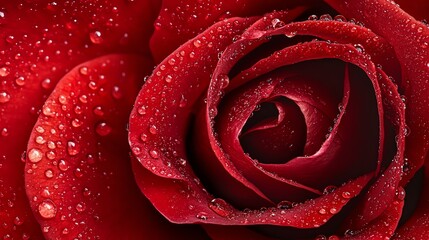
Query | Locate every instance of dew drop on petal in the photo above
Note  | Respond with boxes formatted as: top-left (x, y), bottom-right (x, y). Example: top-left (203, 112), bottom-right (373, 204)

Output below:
top-left (89, 31), bottom-right (103, 44)
top-left (149, 125), bottom-right (158, 135)
top-left (28, 148), bottom-right (43, 163)
top-left (76, 202), bottom-right (86, 212)
top-left (0, 66), bottom-right (10, 77)
top-left (149, 149), bottom-right (159, 159)
top-left (38, 199), bottom-right (57, 219)
top-left (95, 122), bottom-right (112, 136)
top-left (58, 159), bottom-right (69, 171)
top-left (196, 212), bottom-right (208, 220)
top-left (277, 200), bottom-right (293, 209)
top-left (209, 198), bottom-right (233, 217)
top-left (45, 169), bottom-right (54, 179)
top-left (0, 91), bottom-right (11, 103)
top-left (67, 141), bottom-right (80, 156)
top-left (396, 187), bottom-right (406, 201)
top-left (342, 191), bottom-right (351, 199)
top-left (79, 66), bottom-right (88, 75)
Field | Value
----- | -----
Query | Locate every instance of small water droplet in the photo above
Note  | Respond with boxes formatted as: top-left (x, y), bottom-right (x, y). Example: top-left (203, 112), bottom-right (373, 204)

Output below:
top-left (168, 58), bottom-right (176, 65)
top-left (82, 187), bottom-right (91, 197)
top-left (285, 31), bottom-right (297, 38)
top-left (14, 216), bottom-right (24, 226)
top-left (149, 125), bottom-right (158, 135)
top-left (58, 159), bottom-right (69, 171)
top-left (140, 133), bottom-right (148, 142)
top-left (41, 78), bottom-right (52, 89)
top-left (342, 191), bottom-right (351, 199)
top-left (329, 207), bottom-right (338, 214)
top-left (179, 95), bottom-right (187, 108)
top-left (15, 76), bottom-right (25, 86)
top-left (132, 146), bottom-right (141, 155)
top-left (396, 187), bottom-right (406, 201)
top-left (38, 199), bottom-right (57, 219)
top-left (354, 44), bottom-right (365, 53)
top-left (164, 75), bottom-right (173, 83)
top-left (35, 136), bottom-right (46, 144)
top-left (149, 149), bottom-right (159, 159)
top-left (46, 151), bottom-right (56, 160)
top-left (74, 168), bottom-right (83, 178)
top-left (93, 106), bottom-right (104, 116)
top-left (196, 212), bottom-right (208, 220)
top-left (45, 169), bottom-right (54, 178)
top-left (319, 208), bottom-right (327, 214)
top-left (334, 15), bottom-right (347, 22)
top-left (193, 39), bottom-right (202, 48)
top-left (112, 85), bottom-right (123, 99)
top-left (277, 200), bottom-right (293, 209)
top-left (72, 118), bottom-right (83, 128)
top-left (323, 185), bottom-right (337, 195)
top-left (0, 91), bottom-right (11, 103)
top-left (1, 128), bottom-right (8, 137)
top-left (89, 31), bottom-right (103, 44)
top-left (95, 122), bottom-right (112, 136)
top-left (217, 74), bottom-right (229, 89)
top-left (28, 148), bottom-right (43, 163)
top-left (79, 66), bottom-right (88, 75)
top-left (209, 198), bottom-right (233, 217)
top-left (320, 14), bottom-right (333, 21)
top-left (0, 66), bottom-right (10, 77)
top-left (138, 105), bottom-right (147, 115)
top-left (308, 15), bottom-right (318, 20)
top-left (62, 228), bottom-right (69, 235)
top-left (67, 141), bottom-right (80, 156)
top-left (76, 202), bottom-right (86, 212)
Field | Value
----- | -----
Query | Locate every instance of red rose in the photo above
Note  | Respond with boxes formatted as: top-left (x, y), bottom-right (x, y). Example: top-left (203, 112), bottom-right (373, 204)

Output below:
top-left (1, 0), bottom-right (429, 239)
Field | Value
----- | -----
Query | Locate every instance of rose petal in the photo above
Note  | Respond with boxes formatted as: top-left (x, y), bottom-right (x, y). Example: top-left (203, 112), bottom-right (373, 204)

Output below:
top-left (24, 54), bottom-right (205, 239)
top-left (150, 0), bottom-right (315, 62)
top-left (0, 1), bottom-right (158, 237)
top-left (344, 199), bottom-right (404, 239)
top-left (325, 0), bottom-right (429, 189)
top-left (394, 0), bottom-right (429, 20)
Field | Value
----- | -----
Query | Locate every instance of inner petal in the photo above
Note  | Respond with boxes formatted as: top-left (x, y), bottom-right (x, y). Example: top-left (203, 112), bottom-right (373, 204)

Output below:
top-left (240, 97), bottom-right (306, 164)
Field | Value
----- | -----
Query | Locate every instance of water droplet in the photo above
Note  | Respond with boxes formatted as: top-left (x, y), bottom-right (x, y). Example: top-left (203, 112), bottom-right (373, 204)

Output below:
top-left (36, 126), bottom-right (45, 133)
top-left (58, 95), bottom-right (67, 104)
top-left (149, 125), bottom-right (158, 135)
top-left (271, 18), bottom-right (285, 28)
top-left (342, 191), bottom-right (351, 199)
top-left (45, 169), bottom-right (54, 178)
top-left (354, 44), bottom-right (365, 53)
top-left (93, 106), bottom-right (104, 116)
top-left (328, 235), bottom-right (340, 240)
top-left (217, 74), bottom-right (229, 89)
top-left (42, 106), bottom-right (54, 117)
top-left (396, 187), bottom-right (406, 201)
top-left (67, 141), bottom-right (80, 156)
top-left (138, 105), bottom-right (147, 115)
top-left (46, 151), bottom-right (56, 160)
top-left (74, 168), bottom-right (83, 178)
top-left (196, 212), bottom-right (208, 220)
top-left (38, 199), bottom-right (57, 219)
top-left (14, 216), bottom-right (24, 226)
top-left (334, 15), bottom-right (347, 22)
top-left (15, 76), bottom-right (25, 86)
top-left (79, 94), bottom-right (88, 103)
top-left (140, 133), bottom-right (148, 142)
top-left (308, 15), bottom-right (318, 20)
top-left (35, 136), bottom-right (46, 144)
top-left (285, 31), bottom-right (297, 38)
top-left (168, 58), bottom-right (176, 65)
top-left (82, 187), bottom-right (91, 197)
top-left (79, 66), bottom-right (88, 75)
top-left (320, 14), bottom-right (333, 21)
top-left (164, 75), bottom-right (173, 83)
top-left (62, 228), bottom-right (69, 235)
top-left (132, 146), bottom-right (141, 155)
top-left (95, 122), bottom-right (112, 136)
top-left (315, 235), bottom-right (327, 240)
top-left (72, 118), bottom-right (83, 128)
top-left (41, 78), bottom-right (52, 89)
top-left (89, 31), bottom-right (103, 44)
top-left (277, 200), bottom-right (293, 209)
top-left (58, 159), bottom-right (69, 171)
top-left (179, 95), bottom-right (187, 108)
top-left (88, 81), bottom-right (98, 90)
top-left (319, 208), bottom-right (327, 214)
top-left (76, 202), bottom-right (86, 212)
top-left (112, 85), bottom-right (123, 99)
top-left (193, 39), bottom-right (202, 48)
top-left (1, 128), bottom-right (8, 137)
top-left (0, 91), bottom-right (11, 103)
top-left (0, 66), bottom-right (10, 77)
top-left (329, 207), bottom-right (338, 214)
top-left (28, 148), bottom-right (43, 163)
top-left (209, 198), bottom-right (233, 217)
top-left (149, 149), bottom-right (159, 159)
top-left (323, 185), bottom-right (337, 195)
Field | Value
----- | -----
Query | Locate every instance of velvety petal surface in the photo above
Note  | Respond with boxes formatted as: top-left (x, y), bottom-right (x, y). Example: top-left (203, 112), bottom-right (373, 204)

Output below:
top-left (24, 54), bottom-right (207, 239)
top-left (0, 1), bottom-right (158, 238)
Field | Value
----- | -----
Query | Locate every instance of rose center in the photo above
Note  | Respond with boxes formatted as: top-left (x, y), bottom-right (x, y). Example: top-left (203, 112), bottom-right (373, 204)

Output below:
top-left (239, 97), bottom-right (306, 164)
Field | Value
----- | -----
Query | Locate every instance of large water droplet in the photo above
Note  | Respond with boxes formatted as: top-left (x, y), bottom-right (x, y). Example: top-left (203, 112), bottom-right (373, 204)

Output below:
top-left (396, 187), bottom-right (406, 201)
top-left (209, 198), bottom-right (233, 217)
top-left (38, 199), bottom-right (57, 219)
top-left (28, 148), bottom-right (43, 163)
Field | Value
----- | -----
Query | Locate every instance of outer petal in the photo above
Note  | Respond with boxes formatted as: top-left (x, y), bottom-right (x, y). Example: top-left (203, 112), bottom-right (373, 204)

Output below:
top-left (0, 1), bottom-right (158, 238)
top-left (150, 0), bottom-right (315, 62)
top-left (24, 54), bottom-right (206, 239)
top-left (325, 0), bottom-right (429, 187)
